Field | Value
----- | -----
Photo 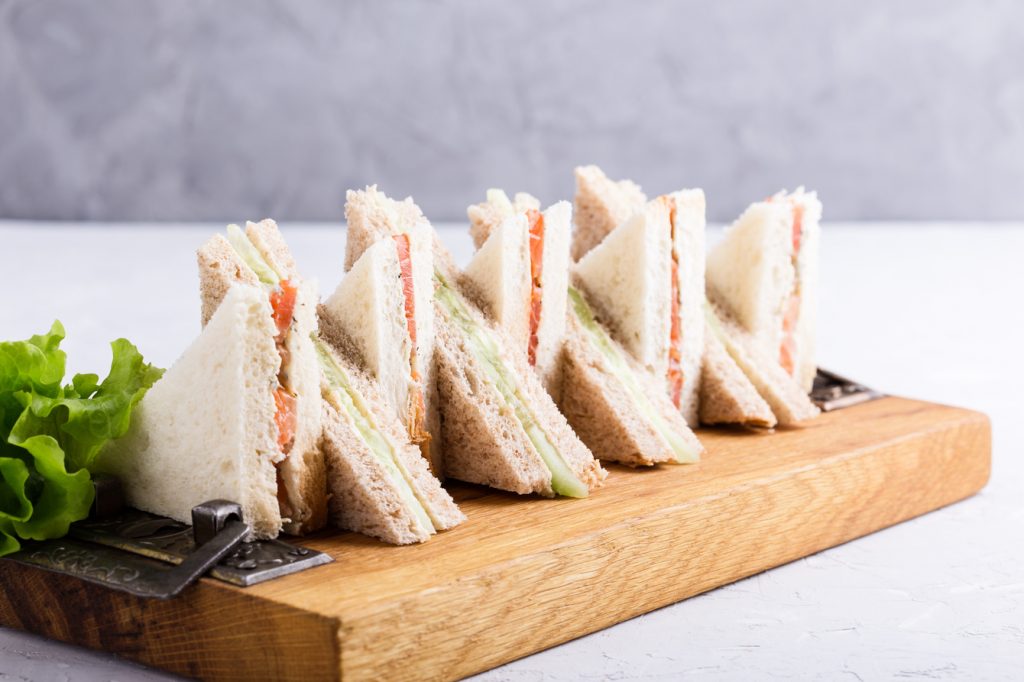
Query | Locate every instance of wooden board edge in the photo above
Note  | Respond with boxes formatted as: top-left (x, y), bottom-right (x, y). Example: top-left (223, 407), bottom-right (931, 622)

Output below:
top-left (0, 566), bottom-right (342, 681)
top-left (336, 404), bottom-right (991, 681)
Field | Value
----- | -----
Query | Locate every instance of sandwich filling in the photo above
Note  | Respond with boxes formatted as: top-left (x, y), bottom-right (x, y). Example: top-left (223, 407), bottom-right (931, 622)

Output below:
top-left (569, 287), bottom-right (699, 463)
top-left (665, 199), bottom-right (684, 408)
top-left (270, 282), bottom-right (298, 451)
top-left (314, 337), bottom-right (437, 534)
top-left (526, 208), bottom-right (545, 366)
top-left (225, 225), bottom-right (298, 490)
top-left (393, 233), bottom-right (431, 459)
top-left (766, 194), bottom-right (804, 375)
top-left (434, 273), bottom-right (590, 497)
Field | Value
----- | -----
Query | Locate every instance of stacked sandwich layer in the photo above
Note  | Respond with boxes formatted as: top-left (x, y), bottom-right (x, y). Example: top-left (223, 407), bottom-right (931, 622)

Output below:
top-left (97, 168), bottom-right (824, 546)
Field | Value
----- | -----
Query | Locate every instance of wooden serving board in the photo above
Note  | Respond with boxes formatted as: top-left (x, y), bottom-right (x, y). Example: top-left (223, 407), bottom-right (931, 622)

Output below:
top-left (0, 396), bottom-right (990, 681)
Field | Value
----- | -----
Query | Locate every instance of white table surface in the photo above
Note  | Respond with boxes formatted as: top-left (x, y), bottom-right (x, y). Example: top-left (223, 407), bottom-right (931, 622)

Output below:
top-left (1, 221), bottom-right (1021, 681)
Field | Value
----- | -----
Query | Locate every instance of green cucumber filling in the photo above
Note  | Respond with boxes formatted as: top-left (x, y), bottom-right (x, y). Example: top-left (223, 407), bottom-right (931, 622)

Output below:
top-left (434, 274), bottom-right (589, 497)
top-left (227, 224), bottom-right (281, 286)
top-left (314, 337), bottom-right (437, 533)
top-left (704, 301), bottom-right (729, 346)
top-left (569, 287), bottom-right (699, 463)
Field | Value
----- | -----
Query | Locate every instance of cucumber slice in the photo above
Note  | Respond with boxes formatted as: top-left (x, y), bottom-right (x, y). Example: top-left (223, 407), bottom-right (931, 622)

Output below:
top-left (226, 224), bottom-right (280, 286)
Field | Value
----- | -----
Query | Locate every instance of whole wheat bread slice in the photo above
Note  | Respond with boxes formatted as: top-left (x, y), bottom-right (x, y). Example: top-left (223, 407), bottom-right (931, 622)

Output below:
top-left (197, 233), bottom-right (260, 326)
top-left (572, 165), bottom-right (647, 261)
top-left (706, 299), bottom-right (819, 426)
top-left (559, 310), bottom-right (703, 467)
top-left (434, 294), bottom-right (606, 496)
top-left (318, 342), bottom-right (464, 545)
top-left (699, 326), bottom-right (776, 428)
top-left (345, 185), bottom-right (460, 280)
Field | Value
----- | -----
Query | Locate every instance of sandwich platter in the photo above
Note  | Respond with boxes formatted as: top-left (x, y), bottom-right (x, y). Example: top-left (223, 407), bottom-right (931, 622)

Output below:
top-left (0, 383), bottom-right (988, 681)
top-left (0, 174), bottom-right (990, 681)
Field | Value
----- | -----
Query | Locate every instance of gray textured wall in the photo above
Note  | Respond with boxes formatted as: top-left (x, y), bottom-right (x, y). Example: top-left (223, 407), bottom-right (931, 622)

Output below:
top-left (1, 0), bottom-right (1021, 223)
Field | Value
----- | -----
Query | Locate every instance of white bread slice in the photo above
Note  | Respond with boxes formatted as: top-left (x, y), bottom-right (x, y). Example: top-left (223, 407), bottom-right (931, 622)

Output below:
top-left (434, 280), bottom-right (606, 496)
top-left (342, 187), bottom-right (444, 475)
top-left (573, 200), bottom-right (672, 379)
top-left (467, 189), bottom-right (540, 250)
top-left (98, 286), bottom-right (284, 539)
top-left (706, 301), bottom-right (819, 426)
top-left (461, 213), bottom-right (531, 360)
top-left (571, 180), bottom-right (707, 425)
top-left (534, 201), bottom-right (572, 397)
top-left (196, 220), bottom-right (326, 535)
top-left (320, 230), bottom-right (442, 476)
top-left (665, 190), bottom-right (707, 427)
top-left (706, 201), bottom-right (792, 351)
top-left (699, 323), bottom-right (776, 428)
top-left (572, 165), bottom-right (646, 261)
top-left (322, 239), bottom-right (416, 433)
top-left (462, 195), bottom-right (572, 397)
top-left (317, 340), bottom-right (464, 545)
top-left (559, 292), bottom-right (703, 467)
top-left (706, 190), bottom-right (821, 392)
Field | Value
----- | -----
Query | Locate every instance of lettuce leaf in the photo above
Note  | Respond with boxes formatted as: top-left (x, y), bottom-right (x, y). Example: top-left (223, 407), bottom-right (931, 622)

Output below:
top-left (0, 322), bottom-right (162, 555)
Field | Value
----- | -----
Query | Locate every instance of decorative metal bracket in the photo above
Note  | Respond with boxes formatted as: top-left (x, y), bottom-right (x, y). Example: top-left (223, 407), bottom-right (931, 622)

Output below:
top-left (811, 368), bottom-right (884, 412)
top-left (5, 477), bottom-right (331, 598)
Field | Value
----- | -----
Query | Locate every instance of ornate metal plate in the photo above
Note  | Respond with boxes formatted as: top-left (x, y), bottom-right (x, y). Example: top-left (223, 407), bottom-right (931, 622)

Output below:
top-left (811, 368), bottom-right (884, 411)
top-left (68, 508), bottom-right (332, 587)
top-left (10, 537), bottom-right (203, 599)
top-left (6, 508), bottom-right (331, 596)
top-left (9, 515), bottom-right (250, 599)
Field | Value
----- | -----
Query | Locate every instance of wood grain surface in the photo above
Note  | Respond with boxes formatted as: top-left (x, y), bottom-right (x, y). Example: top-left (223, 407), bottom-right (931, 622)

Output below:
top-left (0, 397), bottom-right (991, 681)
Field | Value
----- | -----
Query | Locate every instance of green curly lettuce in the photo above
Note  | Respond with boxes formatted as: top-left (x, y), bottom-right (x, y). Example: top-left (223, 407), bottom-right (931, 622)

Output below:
top-left (0, 322), bottom-right (163, 556)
